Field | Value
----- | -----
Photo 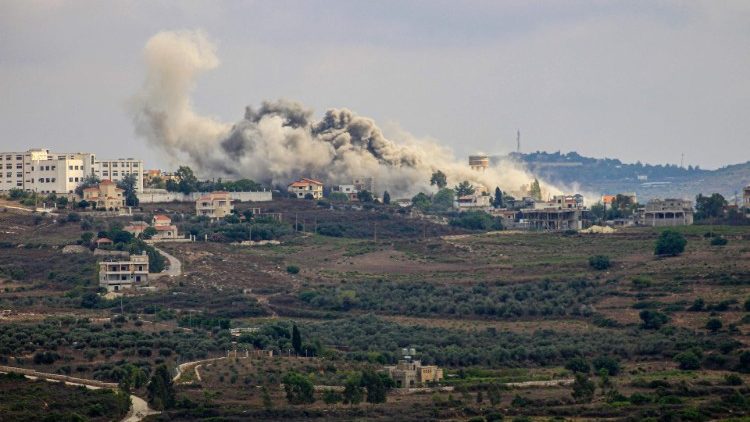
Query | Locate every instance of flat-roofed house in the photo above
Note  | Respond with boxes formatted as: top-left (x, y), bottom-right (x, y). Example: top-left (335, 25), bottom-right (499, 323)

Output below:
top-left (98, 253), bottom-right (149, 292)
top-left (196, 191), bottom-right (234, 219)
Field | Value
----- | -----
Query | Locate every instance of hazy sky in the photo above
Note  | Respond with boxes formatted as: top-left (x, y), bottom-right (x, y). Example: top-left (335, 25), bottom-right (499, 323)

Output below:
top-left (1, 1), bottom-right (748, 169)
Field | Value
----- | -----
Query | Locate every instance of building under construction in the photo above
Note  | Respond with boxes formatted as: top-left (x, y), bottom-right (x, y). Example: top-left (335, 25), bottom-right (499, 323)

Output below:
top-left (469, 154), bottom-right (489, 172)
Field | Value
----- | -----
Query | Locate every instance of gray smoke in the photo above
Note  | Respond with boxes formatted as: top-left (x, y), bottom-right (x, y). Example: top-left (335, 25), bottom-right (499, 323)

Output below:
top-left (131, 30), bottom-right (562, 198)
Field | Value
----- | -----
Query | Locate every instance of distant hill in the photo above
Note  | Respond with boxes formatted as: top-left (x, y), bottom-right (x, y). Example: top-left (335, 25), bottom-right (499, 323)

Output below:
top-left (499, 151), bottom-right (750, 201)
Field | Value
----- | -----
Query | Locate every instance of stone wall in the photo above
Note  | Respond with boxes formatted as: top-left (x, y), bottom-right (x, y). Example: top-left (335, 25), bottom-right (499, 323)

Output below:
top-left (138, 190), bottom-right (272, 204)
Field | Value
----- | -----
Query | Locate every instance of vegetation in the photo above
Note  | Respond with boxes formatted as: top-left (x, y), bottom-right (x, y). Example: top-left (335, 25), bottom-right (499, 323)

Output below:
top-left (654, 229), bottom-right (687, 256)
top-left (588, 255), bottom-right (611, 270)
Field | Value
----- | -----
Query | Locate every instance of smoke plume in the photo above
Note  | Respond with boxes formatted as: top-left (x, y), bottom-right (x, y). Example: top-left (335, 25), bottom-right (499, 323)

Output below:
top-left (131, 30), bottom-right (560, 198)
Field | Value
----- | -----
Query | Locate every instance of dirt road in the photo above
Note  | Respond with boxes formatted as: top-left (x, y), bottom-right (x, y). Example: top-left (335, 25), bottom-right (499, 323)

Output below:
top-left (0, 364), bottom-right (159, 422)
top-left (153, 246), bottom-right (182, 278)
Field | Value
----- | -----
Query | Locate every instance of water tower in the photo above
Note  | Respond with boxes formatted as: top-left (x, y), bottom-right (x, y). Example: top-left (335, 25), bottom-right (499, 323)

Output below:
top-left (468, 154), bottom-right (489, 172)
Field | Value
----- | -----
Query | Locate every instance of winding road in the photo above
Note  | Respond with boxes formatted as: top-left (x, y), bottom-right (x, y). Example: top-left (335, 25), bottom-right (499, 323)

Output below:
top-left (152, 246), bottom-right (182, 279)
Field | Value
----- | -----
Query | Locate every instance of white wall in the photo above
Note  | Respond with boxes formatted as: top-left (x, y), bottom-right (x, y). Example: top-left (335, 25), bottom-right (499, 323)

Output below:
top-left (138, 189), bottom-right (272, 203)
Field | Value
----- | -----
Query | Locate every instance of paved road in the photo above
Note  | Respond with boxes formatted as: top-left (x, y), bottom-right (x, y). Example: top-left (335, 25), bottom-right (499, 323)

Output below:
top-left (0, 365), bottom-right (158, 422)
top-left (152, 246), bottom-right (182, 278)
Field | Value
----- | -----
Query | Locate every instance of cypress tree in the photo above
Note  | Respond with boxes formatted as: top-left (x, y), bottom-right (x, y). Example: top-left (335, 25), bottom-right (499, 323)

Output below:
top-left (292, 324), bottom-right (302, 355)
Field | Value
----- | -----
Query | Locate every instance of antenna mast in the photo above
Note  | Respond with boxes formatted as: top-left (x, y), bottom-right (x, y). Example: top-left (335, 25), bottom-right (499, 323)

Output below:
top-left (516, 130), bottom-right (521, 153)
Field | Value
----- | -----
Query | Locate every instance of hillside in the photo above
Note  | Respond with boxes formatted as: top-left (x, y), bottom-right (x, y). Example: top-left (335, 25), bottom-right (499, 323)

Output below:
top-left (504, 151), bottom-right (750, 201)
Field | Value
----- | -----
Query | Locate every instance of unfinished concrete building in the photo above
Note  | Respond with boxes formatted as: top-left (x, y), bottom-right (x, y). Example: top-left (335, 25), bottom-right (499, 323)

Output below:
top-left (639, 198), bottom-right (694, 226)
top-left (521, 208), bottom-right (583, 230)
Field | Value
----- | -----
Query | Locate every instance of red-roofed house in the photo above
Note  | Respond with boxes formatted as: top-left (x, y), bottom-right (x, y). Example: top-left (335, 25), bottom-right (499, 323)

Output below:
top-left (151, 214), bottom-right (179, 239)
top-left (196, 191), bottom-right (234, 219)
top-left (287, 178), bottom-right (324, 199)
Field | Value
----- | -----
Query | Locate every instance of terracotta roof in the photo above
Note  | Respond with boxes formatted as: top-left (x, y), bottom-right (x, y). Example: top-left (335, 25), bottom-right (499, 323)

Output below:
top-left (153, 214), bottom-right (171, 221)
top-left (95, 238), bottom-right (113, 244)
top-left (83, 187), bottom-right (99, 192)
top-left (100, 180), bottom-right (114, 185)
top-left (288, 178), bottom-right (324, 187)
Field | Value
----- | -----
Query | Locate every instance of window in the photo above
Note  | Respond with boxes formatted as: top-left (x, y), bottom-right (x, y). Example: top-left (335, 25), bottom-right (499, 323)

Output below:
top-left (16, 172), bottom-right (22, 177)
top-left (16, 164), bottom-right (22, 169)
top-left (75, 177), bottom-right (79, 182)
top-left (103, 171), bottom-right (109, 176)
top-left (16, 181), bottom-right (22, 186)
top-left (75, 165), bottom-right (79, 170)
top-left (45, 178), bottom-right (50, 183)
top-left (113, 171), bottom-right (118, 176)
top-left (133, 163), bottom-right (139, 168)
top-left (69, 165), bottom-right (73, 170)
top-left (15, 155), bottom-right (22, 160)
top-left (103, 163), bottom-right (109, 167)
top-left (6, 155), bottom-right (11, 160)
top-left (51, 166), bottom-right (55, 170)
top-left (69, 177), bottom-right (73, 182)
top-left (112, 163), bottom-right (118, 167)
top-left (5, 164), bottom-right (10, 169)
top-left (6, 172), bottom-right (10, 177)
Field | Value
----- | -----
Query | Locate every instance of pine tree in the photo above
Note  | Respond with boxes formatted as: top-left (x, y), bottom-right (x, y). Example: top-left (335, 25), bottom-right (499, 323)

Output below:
top-left (493, 187), bottom-right (503, 208)
top-left (292, 324), bottom-right (302, 355)
top-left (147, 365), bottom-right (175, 410)
top-left (383, 191), bottom-right (391, 205)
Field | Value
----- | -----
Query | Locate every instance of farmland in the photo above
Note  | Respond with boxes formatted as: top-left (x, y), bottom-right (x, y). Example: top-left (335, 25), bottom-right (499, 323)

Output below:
top-left (1, 200), bottom-right (750, 421)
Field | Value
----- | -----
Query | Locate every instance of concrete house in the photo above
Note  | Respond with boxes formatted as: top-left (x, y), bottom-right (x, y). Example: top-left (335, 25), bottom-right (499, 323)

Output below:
top-left (384, 359), bottom-right (444, 388)
top-left (455, 194), bottom-right (491, 210)
top-left (196, 191), bottom-right (234, 219)
top-left (332, 184), bottom-right (358, 200)
top-left (744, 185), bottom-right (750, 216)
top-left (288, 178), bottom-right (324, 199)
top-left (123, 221), bottom-right (149, 237)
top-left (639, 198), bottom-right (694, 226)
top-left (82, 180), bottom-right (125, 210)
top-left (98, 253), bottom-right (149, 292)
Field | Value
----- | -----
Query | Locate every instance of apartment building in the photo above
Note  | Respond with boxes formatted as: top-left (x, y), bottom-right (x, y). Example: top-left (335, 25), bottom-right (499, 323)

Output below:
top-left (196, 191), bottom-right (234, 219)
top-left (287, 178), bottom-right (324, 199)
top-left (638, 198), bottom-right (694, 226)
top-left (93, 158), bottom-right (144, 192)
top-left (0, 148), bottom-right (143, 194)
top-left (384, 359), bottom-right (444, 388)
top-left (98, 253), bottom-right (149, 292)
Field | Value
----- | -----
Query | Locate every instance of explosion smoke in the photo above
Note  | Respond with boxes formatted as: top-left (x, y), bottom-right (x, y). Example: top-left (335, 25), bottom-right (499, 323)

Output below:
top-left (130, 30), bottom-right (560, 198)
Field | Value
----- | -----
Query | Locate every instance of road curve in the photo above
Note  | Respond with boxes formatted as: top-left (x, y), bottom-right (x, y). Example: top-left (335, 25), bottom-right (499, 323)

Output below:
top-left (152, 246), bottom-right (182, 278)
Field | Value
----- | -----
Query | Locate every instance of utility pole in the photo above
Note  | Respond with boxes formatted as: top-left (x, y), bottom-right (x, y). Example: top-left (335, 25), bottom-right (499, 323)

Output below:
top-left (680, 153), bottom-right (684, 169)
top-left (373, 222), bottom-right (377, 242)
top-left (295, 213), bottom-right (298, 232)
top-left (516, 130), bottom-right (521, 153)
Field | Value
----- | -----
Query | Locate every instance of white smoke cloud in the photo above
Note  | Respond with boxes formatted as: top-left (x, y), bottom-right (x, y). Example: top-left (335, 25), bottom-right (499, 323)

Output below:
top-left (130, 29), bottom-right (562, 198)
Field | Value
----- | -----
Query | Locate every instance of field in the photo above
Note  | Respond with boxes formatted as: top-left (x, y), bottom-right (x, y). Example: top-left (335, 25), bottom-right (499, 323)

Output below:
top-left (2, 199), bottom-right (750, 421)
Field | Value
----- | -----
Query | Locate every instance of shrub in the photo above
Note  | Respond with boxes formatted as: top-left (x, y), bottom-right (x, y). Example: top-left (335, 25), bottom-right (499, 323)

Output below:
top-left (706, 318), bottom-right (723, 332)
top-left (286, 265), bottom-right (300, 274)
top-left (674, 351), bottom-right (701, 370)
top-left (710, 237), bottom-right (728, 246)
top-left (588, 255), bottom-right (611, 270)
top-left (592, 356), bottom-right (620, 376)
top-left (565, 357), bottom-right (590, 374)
top-left (639, 310), bottom-right (669, 330)
top-left (655, 230), bottom-right (687, 256)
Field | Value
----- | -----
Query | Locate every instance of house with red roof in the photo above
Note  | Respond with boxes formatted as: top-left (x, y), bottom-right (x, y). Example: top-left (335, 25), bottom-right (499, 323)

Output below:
top-left (287, 178), bottom-right (324, 199)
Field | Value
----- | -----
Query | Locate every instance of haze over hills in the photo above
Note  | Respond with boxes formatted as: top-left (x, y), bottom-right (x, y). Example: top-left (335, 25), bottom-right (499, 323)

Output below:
top-left (500, 151), bottom-right (750, 202)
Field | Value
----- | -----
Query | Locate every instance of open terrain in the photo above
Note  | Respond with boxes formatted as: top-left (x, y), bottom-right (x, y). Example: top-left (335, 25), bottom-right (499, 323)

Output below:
top-left (2, 199), bottom-right (750, 421)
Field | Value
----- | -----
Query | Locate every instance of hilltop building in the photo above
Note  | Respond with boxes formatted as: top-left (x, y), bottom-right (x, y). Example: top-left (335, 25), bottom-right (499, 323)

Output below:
top-left (383, 349), bottom-right (443, 388)
top-left (469, 154), bottom-right (489, 172)
top-left (744, 185), bottom-right (750, 215)
top-left (353, 177), bottom-right (376, 194)
top-left (520, 194), bottom-right (586, 230)
top-left (98, 253), bottom-right (149, 292)
top-left (0, 148), bottom-right (143, 194)
top-left (455, 194), bottom-right (491, 209)
top-left (638, 198), bottom-right (694, 226)
top-left (151, 214), bottom-right (179, 239)
top-left (82, 180), bottom-right (125, 211)
top-left (332, 184), bottom-right (358, 200)
top-left (196, 191), bottom-right (234, 219)
top-left (288, 178), bottom-right (324, 199)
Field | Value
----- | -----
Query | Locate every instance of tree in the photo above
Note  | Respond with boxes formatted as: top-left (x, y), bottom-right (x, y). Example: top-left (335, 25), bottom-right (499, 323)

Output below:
top-left (565, 357), bottom-right (590, 374)
top-left (592, 356), bottom-right (621, 376)
top-left (323, 389), bottom-right (342, 405)
top-left (329, 192), bottom-right (349, 202)
top-left (454, 181), bottom-right (475, 197)
top-left (571, 373), bottom-right (595, 403)
top-left (292, 324), bottom-right (302, 355)
top-left (688, 298), bottom-right (705, 312)
top-left (382, 191), bottom-right (391, 205)
top-left (528, 178), bottom-right (542, 201)
top-left (639, 310), bottom-right (669, 330)
top-left (81, 232), bottom-right (94, 244)
top-left (361, 369), bottom-right (388, 404)
top-left (282, 371), bottom-right (315, 404)
top-left (175, 166), bottom-right (198, 194)
top-left (147, 365), bottom-right (175, 410)
top-left (75, 175), bottom-right (100, 197)
top-left (476, 390), bottom-right (484, 404)
top-left (695, 193), bottom-right (727, 220)
top-left (117, 174), bottom-right (139, 207)
top-left (411, 192), bottom-right (431, 210)
top-left (357, 190), bottom-right (374, 203)
top-left (430, 170), bottom-right (447, 189)
top-left (674, 351), bottom-right (701, 370)
top-left (343, 373), bottom-right (364, 406)
top-left (706, 318), bottom-right (723, 332)
top-left (487, 384), bottom-right (501, 407)
top-left (492, 187), bottom-right (503, 208)
top-left (431, 188), bottom-right (455, 211)
top-left (141, 227), bottom-right (158, 240)
top-left (655, 230), bottom-right (687, 256)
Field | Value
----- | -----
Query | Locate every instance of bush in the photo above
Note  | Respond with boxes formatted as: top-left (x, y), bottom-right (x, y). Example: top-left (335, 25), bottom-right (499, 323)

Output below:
top-left (565, 357), bottom-right (590, 373)
top-left (706, 318), bottom-right (723, 332)
top-left (639, 310), bottom-right (669, 330)
top-left (674, 351), bottom-right (701, 370)
top-left (592, 356), bottom-right (620, 376)
top-left (710, 237), bottom-right (728, 246)
top-left (588, 255), bottom-right (611, 270)
top-left (286, 265), bottom-right (300, 274)
top-left (655, 230), bottom-right (687, 256)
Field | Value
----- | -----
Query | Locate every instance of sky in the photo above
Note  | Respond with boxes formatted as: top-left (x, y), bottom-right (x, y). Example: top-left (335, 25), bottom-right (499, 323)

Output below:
top-left (1, 0), bottom-right (749, 170)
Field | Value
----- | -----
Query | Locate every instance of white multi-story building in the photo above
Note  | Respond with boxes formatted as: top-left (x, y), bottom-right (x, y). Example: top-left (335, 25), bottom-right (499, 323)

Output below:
top-left (0, 148), bottom-right (143, 195)
top-left (93, 158), bottom-right (144, 192)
